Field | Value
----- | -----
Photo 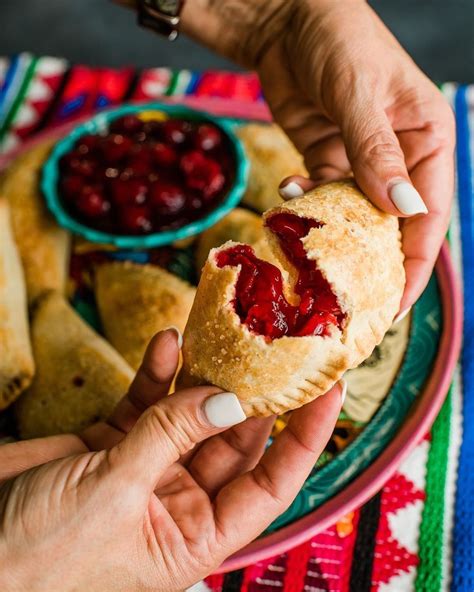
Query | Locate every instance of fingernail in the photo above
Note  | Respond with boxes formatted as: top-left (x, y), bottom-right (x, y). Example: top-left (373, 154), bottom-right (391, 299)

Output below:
top-left (339, 379), bottom-right (347, 406)
top-left (204, 392), bottom-right (246, 428)
top-left (164, 326), bottom-right (183, 348)
top-left (389, 181), bottom-right (428, 215)
top-left (279, 181), bottom-right (304, 200)
top-left (393, 306), bottom-right (412, 325)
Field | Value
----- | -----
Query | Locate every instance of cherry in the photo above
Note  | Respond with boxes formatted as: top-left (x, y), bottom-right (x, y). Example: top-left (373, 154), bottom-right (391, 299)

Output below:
top-left (60, 175), bottom-right (84, 200)
top-left (120, 206), bottom-right (153, 234)
top-left (153, 142), bottom-right (178, 167)
top-left (109, 115), bottom-right (144, 136)
top-left (193, 124), bottom-right (222, 151)
top-left (142, 120), bottom-right (163, 139)
top-left (109, 178), bottom-right (148, 207)
top-left (100, 134), bottom-right (133, 163)
top-left (60, 152), bottom-right (97, 177)
top-left (149, 181), bottom-right (186, 214)
top-left (76, 186), bottom-right (110, 219)
top-left (216, 214), bottom-right (345, 340)
top-left (186, 158), bottom-right (225, 199)
top-left (161, 119), bottom-right (191, 145)
top-left (76, 134), bottom-right (101, 155)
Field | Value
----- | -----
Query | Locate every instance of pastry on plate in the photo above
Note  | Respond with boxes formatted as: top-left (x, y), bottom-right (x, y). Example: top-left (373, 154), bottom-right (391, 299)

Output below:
top-left (236, 123), bottom-right (307, 212)
top-left (0, 140), bottom-right (71, 305)
top-left (95, 261), bottom-right (196, 370)
top-left (195, 208), bottom-right (265, 273)
top-left (16, 291), bottom-right (134, 438)
top-left (180, 181), bottom-right (405, 417)
top-left (0, 200), bottom-right (34, 409)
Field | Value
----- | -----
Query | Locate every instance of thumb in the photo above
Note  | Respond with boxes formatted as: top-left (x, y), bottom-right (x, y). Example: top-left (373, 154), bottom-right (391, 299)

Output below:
top-left (109, 387), bottom-right (246, 488)
top-left (341, 105), bottom-right (428, 217)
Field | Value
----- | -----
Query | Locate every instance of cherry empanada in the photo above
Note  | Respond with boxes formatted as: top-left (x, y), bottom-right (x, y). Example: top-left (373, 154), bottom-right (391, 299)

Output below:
top-left (0, 140), bottom-right (71, 305)
top-left (95, 262), bottom-right (196, 370)
top-left (180, 181), bottom-right (405, 416)
top-left (15, 291), bottom-right (134, 438)
top-left (236, 123), bottom-right (307, 212)
top-left (0, 200), bottom-right (34, 409)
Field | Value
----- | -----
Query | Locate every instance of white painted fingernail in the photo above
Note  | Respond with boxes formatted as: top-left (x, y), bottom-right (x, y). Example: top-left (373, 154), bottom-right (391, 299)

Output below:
top-left (204, 392), bottom-right (246, 428)
top-left (164, 326), bottom-right (183, 348)
top-left (279, 181), bottom-right (304, 200)
top-left (339, 379), bottom-right (347, 406)
top-left (393, 306), bottom-right (412, 325)
top-left (389, 181), bottom-right (428, 215)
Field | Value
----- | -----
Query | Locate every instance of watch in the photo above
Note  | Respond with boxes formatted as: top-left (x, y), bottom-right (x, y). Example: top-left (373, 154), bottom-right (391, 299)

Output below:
top-left (137, 0), bottom-right (185, 41)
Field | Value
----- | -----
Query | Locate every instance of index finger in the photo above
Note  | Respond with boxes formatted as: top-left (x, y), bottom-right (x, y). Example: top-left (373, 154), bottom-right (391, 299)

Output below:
top-left (213, 383), bottom-right (344, 549)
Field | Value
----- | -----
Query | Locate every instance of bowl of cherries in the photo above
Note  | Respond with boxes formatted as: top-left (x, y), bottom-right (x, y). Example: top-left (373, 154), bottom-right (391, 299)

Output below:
top-left (41, 103), bottom-right (249, 248)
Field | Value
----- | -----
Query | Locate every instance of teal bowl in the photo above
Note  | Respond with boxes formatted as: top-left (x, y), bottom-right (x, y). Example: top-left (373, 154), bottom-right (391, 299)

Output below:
top-left (41, 102), bottom-right (249, 248)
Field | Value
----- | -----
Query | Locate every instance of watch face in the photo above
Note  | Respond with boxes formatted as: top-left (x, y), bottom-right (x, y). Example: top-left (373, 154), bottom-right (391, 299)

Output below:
top-left (145, 0), bottom-right (180, 15)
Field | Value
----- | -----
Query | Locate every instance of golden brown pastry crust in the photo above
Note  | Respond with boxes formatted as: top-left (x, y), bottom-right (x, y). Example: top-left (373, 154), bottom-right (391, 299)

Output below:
top-left (0, 200), bottom-right (34, 409)
top-left (95, 261), bottom-right (196, 370)
top-left (181, 181), bottom-right (405, 416)
top-left (0, 140), bottom-right (71, 305)
top-left (236, 123), bottom-right (307, 212)
top-left (195, 208), bottom-right (265, 273)
top-left (15, 291), bottom-right (134, 438)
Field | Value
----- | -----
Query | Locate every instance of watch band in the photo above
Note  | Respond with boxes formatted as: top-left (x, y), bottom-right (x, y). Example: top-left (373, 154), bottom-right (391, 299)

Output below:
top-left (137, 0), bottom-right (185, 41)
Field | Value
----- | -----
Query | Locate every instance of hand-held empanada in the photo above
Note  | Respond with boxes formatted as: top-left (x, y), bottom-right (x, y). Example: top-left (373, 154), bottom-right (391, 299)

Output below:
top-left (180, 181), bottom-right (405, 416)
top-left (95, 262), bottom-right (196, 370)
top-left (236, 123), bottom-right (308, 212)
top-left (0, 140), bottom-right (71, 304)
top-left (15, 291), bottom-right (134, 438)
top-left (0, 200), bottom-right (34, 409)
top-left (195, 208), bottom-right (265, 273)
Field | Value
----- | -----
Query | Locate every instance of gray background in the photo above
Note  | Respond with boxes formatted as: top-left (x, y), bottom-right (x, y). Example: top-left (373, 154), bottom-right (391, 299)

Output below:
top-left (0, 0), bottom-right (473, 83)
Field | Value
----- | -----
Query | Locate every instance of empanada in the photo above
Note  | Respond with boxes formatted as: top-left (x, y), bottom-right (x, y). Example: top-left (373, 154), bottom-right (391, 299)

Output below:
top-left (15, 291), bottom-right (134, 438)
top-left (95, 262), bottom-right (196, 370)
top-left (236, 123), bottom-right (307, 212)
top-left (0, 140), bottom-right (71, 305)
top-left (195, 208), bottom-right (265, 273)
top-left (180, 181), bottom-right (405, 416)
top-left (0, 200), bottom-right (34, 409)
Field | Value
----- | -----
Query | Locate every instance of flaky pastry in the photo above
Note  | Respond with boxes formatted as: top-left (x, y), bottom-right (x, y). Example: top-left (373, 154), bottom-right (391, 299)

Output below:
top-left (0, 200), bottom-right (34, 408)
top-left (95, 261), bottom-right (196, 370)
top-left (236, 123), bottom-right (308, 212)
top-left (15, 291), bottom-right (134, 438)
top-left (180, 181), bottom-right (405, 417)
top-left (0, 140), bottom-right (71, 305)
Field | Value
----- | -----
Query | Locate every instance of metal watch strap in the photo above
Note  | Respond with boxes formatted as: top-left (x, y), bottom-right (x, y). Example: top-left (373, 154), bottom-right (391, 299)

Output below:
top-left (137, 0), bottom-right (184, 41)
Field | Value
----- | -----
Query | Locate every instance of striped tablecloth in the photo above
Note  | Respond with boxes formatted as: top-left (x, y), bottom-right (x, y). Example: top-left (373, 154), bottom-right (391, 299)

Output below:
top-left (0, 54), bottom-right (472, 592)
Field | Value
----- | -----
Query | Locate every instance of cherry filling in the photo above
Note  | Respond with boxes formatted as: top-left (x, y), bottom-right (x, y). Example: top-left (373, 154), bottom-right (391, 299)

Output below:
top-left (215, 213), bottom-right (345, 340)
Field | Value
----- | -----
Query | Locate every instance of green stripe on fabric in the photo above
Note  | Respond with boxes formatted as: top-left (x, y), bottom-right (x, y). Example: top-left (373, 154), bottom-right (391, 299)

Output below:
top-left (415, 388), bottom-right (452, 592)
top-left (164, 70), bottom-right (180, 96)
top-left (0, 56), bottom-right (38, 143)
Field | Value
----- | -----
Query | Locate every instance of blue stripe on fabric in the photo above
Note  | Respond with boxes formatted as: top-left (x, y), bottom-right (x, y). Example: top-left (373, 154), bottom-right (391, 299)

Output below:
top-left (452, 86), bottom-right (474, 591)
top-left (0, 55), bottom-right (19, 117)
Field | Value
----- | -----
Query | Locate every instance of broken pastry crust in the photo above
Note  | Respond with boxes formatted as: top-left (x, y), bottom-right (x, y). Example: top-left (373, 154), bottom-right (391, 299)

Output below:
top-left (0, 199), bottom-right (35, 409)
top-left (95, 261), bottom-right (196, 370)
top-left (236, 123), bottom-right (308, 213)
top-left (180, 181), bottom-right (405, 417)
top-left (0, 140), bottom-right (71, 305)
top-left (195, 207), bottom-right (266, 273)
top-left (15, 291), bottom-right (134, 438)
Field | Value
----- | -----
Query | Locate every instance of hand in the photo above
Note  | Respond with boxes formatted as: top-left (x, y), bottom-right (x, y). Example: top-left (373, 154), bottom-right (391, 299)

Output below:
top-left (0, 330), bottom-right (343, 591)
top-left (177, 0), bottom-right (455, 315)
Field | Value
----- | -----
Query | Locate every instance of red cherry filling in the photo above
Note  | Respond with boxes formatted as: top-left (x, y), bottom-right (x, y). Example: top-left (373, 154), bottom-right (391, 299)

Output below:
top-left (216, 213), bottom-right (345, 340)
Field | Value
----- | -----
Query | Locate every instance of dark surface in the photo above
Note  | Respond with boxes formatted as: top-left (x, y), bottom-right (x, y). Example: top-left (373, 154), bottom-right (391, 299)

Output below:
top-left (0, 0), bottom-right (473, 83)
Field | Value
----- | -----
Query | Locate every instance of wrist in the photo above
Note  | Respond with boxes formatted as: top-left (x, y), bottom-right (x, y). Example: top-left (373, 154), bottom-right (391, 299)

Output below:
top-left (180, 0), bottom-right (297, 68)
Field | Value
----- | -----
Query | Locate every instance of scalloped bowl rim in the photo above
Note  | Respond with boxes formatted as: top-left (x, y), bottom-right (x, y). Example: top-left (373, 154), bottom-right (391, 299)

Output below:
top-left (41, 102), bottom-right (249, 248)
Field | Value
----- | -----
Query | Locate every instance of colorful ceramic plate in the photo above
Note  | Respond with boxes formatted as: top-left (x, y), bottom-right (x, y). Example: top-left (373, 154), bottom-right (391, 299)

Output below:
top-left (0, 98), bottom-right (462, 574)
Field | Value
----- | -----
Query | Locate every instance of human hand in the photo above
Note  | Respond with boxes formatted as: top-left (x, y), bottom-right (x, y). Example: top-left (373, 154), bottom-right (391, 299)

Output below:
top-left (0, 330), bottom-right (343, 591)
top-left (174, 0), bottom-right (455, 316)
